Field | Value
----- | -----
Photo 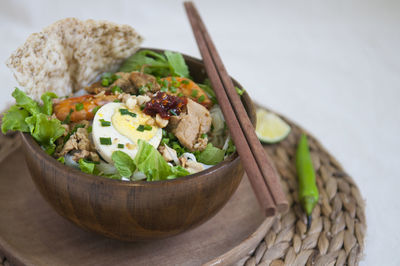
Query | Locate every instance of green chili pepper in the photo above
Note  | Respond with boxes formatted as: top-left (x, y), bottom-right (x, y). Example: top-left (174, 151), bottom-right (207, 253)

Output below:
top-left (296, 133), bottom-right (319, 230)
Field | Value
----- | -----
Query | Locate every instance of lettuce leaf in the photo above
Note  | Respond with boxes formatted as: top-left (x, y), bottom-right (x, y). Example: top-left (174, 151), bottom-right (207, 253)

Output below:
top-left (111, 151), bottom-right (136, 178)
top-left (1, 105), bottom-right (30, 134)
top-left (40, 92), bottom-right (58, 115)
top-left (196, 143), bottom-right (225, 165)
top-left (25, 113), bottom-right (65, 154)
top-left (164, 51), bottom-right (189, 78)
top-left (12, 87), bottom-right (40, 115)
top-left (118, 50), bottom-right (190, 78)
top-left (134, 139), bottom-right (189, 181)
top-left (79, 159), bottom-right (98, 174)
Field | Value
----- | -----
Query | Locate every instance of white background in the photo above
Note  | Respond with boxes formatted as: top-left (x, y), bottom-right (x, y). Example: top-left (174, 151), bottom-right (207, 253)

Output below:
top-left (1, 0), bottom-right (399, 265)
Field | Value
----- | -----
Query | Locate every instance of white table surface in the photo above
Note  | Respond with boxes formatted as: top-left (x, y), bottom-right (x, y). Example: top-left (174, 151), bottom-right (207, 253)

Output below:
top-left (1, 0), bottom-right (399, 265)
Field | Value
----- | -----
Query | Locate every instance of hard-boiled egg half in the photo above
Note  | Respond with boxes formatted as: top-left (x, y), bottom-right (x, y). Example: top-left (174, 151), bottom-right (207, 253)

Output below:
top-left (92, 102), bottom-right (162, 163)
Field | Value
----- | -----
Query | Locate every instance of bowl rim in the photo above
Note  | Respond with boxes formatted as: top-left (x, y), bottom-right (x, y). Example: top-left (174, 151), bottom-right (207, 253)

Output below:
top-left (20, 47), bottom-right (255, 187)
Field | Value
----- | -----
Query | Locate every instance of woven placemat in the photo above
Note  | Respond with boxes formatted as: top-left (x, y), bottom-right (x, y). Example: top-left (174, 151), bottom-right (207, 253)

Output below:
top-left (241, 109), bottom-right (366, 266)
top-left (0, 108), bottom-right (366, 266)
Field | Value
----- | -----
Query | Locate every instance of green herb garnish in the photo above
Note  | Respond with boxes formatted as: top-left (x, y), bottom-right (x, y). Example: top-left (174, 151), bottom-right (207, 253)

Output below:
top-left (181, 79), bottom-right (190, 85)
top-left (75, 103), bottom-right (84, 111)
top-left (200, 133), bottom-right (207, 139)
top-left (100, 119), bottom-right (111, 127)
top-left (87, 125), bottom-right (92, 133)
top-left (177, 92), bottom-right (184, 97)
top-left (111, 85), bottom-right (122, 94)
top-left (169, 109), bottom-right (178, 116)
top-left (198, 95), bottom-right (205, 103)
top-left (62, 109), bottom-right (74, 124)
top-left (119, 108), bottom-right (137, 117)
top-left (57, 156), bottom-right (65, 164)
top-left (137, 125), bottom-right (145, 132)
top-left (118, 144), bottom-right (124, 149)
top-left (191, 89), bottom-right (198, 97)
top-left (91, 106), bottom-right (100, 114)
top-left (100, 137), bottom-right (112, 145)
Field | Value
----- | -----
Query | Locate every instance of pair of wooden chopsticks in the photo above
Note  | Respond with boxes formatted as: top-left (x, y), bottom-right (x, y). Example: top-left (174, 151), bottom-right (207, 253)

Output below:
top-left (184, 2), bottom-right (288, 216)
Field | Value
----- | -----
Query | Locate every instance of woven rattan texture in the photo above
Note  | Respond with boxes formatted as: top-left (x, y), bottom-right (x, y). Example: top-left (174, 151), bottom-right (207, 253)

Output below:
top-left (242, 114), bottom-right (366, 266)
top-left (0, 110), bottom-right (366, 266)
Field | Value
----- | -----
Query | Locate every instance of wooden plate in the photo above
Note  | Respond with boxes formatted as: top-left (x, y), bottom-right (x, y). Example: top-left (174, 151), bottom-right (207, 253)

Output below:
top-left (0, 144), bottom-right (274, 266)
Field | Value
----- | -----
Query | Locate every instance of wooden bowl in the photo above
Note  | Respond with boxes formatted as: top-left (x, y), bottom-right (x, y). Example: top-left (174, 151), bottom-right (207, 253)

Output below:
top-left (20, 48), bottom-right (256, 241)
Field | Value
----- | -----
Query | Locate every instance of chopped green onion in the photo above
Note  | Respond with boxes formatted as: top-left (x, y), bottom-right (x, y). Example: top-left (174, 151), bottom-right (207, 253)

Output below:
top-left (62, 109), bottom-right (74, 124)
top-left (161, 138), bottom-right (170, 145)
top-left (235, 86), bottom-right (245, 96)
top-left (100, 137), bottom-right (112, 145)
top-left (101, 79), bottom-right (109, 87)
top-left (160, 86), bottom-right (168, 92)
top-left (111, 85), bottom-right (122, 94)
top-left (136, 125), bottom-right (145, 132)
top-left (117, 143), bottom-right (124, 149)
top-left (200, 133), bottom-right (207, 139)
top-left (138, 86), bottom-right (148, 95)
top-left (198, 95), bottom-right (205, 103)
top-left (113, 99), bottom-right (120, 103)
top-left (57, 157), bottom-right (65, 164)
top-left (119, 108), bottom-right (137, 117)
top-left (91, 106), bottom-right (100, 114)
top-left (169, 86), bottom-right (177, 93)
top-left (181, 79), bottom-right (190, 85)
top-left (169, 109), bottom-right (178, 116)
top-left (144, 125), bottom-right (152, 131)
top-left (191, 89), bottom-right (199, 97)
top-left (100, 119), bottom-right (111, 127)
top-left (177, 92), bottom-right (184, 97)
top-left (75, 103), bottom-right (84, 111)
top-left (87, 125), bottom-right (92, 133)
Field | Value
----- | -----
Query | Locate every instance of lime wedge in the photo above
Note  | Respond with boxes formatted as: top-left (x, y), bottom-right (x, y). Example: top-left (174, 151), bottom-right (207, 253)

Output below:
top-left (255, 109), bottom-right (291, 143)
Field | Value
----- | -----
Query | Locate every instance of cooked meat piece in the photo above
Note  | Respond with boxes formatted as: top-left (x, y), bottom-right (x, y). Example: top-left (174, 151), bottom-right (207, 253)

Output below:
top-left (112, 72), bottom-right (137, 94)
top-left (159, 145), bottom-right (178, 162)
top-left (185, 160), bottom-right (204, 174)
top-left (85, 81), bottom-right (105, 94)
top-left (55, 126), bottom-right (98, 162)
top-left (155, 114), bottom-right (168, 128)
top-left (168, 99), bottom-right (211, 151)
top-left (129, 71), bottom-right (160, 93)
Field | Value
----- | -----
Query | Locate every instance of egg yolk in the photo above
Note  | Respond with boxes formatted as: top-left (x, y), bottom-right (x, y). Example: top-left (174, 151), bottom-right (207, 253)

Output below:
top-left (112, 105), bottom-right (158, 144)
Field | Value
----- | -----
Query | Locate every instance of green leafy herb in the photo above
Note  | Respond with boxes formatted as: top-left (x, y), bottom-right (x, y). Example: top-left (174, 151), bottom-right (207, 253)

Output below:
top-left (25, 113), bottom-right (65, 154)
top-left (79, 158), bottom-right (98, 175)
top-left (111, 85), bottom-right (123, 94)
top-left (101, 73), bottom-right (120, 87)
top-left (198, 81), bottom-right (217, 104)
top-left (134, 140), bottom-right (189, 181)
top-left (119, 108), bottom-right (137, 117)
top-left (225, 139), bottom-right (236, 155)
top-left (87, 125), bottom-right (92, 133)
top-left (138, 86), bottom-right (148, 95)
top-left (118, 50), bottom-right (190, 78)
top-left (144, 125), bottom-right (152, 131)
top-left (169, 86), bottom-right (177, 93)
top-left (100, 137), bottom-right (112, 145)
top-left (11, 88), bottom-right (40, 115)
top-left (75, 102), bottom-right (84, 111)
top-left (1, 105), bottom-right (30, 134)
top-left (100, 119), bottom-right (111, 127)
top-left (196, 143), bottom-right (225, 165)
top-left (191, 89), bottom-right (199, 97)
top-left (62, 109), bottom-right (74, 124)
top-left (40, 92), bottom-right (57, 115)
top-left (198, 95), bottom-right (205, 103)
top-left (2, 88), bottom-right (65, 155)
top-left (177, 92), bottom-right (184, 97)
top-left (118, 143), bottom-right (124, 149)
top-left (57, 156), bottom-right (65, 164)
top-left (181, 79), bottom-right (190, 85)
top-left (113, 99), bottom-right (121, 103)
top-left (101, 79), bottom-right (109, 87)
top-left (200, 133), bottom-right (207, 139)
top-left (111, 151), bottom-right (136, 177)
top-left (164, 51), bottom-right (190, 78)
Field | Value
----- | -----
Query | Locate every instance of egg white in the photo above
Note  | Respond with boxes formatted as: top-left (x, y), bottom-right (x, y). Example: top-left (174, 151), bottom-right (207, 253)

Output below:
top-left (92, 102), bottom-right (162, 163)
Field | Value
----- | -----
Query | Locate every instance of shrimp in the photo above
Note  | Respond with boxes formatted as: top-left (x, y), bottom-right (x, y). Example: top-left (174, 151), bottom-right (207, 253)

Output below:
top-left (53, 94), bottom-right (117, 122)
top-left (161, 77), bottom-right (213, 109)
